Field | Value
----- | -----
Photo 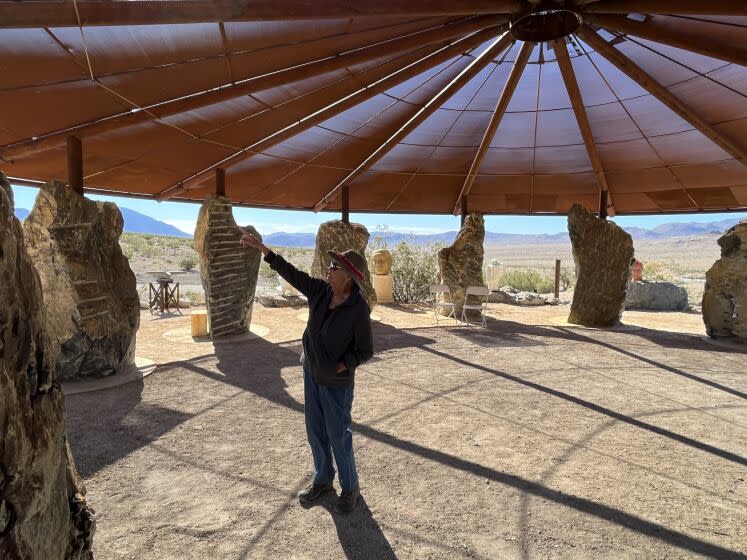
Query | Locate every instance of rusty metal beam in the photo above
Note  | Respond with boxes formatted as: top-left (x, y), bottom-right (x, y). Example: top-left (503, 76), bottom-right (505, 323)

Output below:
top-left (215, 168), bottom-right (226, 196)
top-left (313, 33), bottom-right (515, 212)
top-left (0, 0), bottom-right (521, 28)
top-left (453, 40), bottom-right (533, 215)
top-left (1, 16), bottom-right (504, 160)
top-left (157, 24), bottom-right (507, 200)
top-left (598, 189), bottom-right (608, 219)
top-left (578, 25), bottom-right (747, 165)
top-left (341, 186), bottom-right (350, 224)
top-left (586, 14), bottom-right (747, 67)
top-left (583, 0), bottom-right (747, 16)
top-left (67, 136), bottom-right (83, 195)
top-left (551, 38), bottom-right (616, 217)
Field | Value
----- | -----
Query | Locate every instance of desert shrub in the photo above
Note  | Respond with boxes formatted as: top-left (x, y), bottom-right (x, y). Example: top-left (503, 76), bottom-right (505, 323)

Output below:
top-left (642, 260), bottom-right (673, 282)
top-left (259, 261), bottom-right (277, 279)
top-left (179, 256), bottom-right (197, 271)
top-left (121, 245), bottom-right (135, 260)
top-left (390, 239), bottom-right (441, 303)
top-left (184, 290), bottom-right (205, 305)
top-left (500, 269), bottom-right (555, 294)
top-left (560, 266), bottom-right (575, 291)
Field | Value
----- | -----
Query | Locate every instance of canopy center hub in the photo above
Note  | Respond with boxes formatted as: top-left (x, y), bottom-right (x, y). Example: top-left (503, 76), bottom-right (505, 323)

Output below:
top-left (510, 9), bottom-right (581, 42)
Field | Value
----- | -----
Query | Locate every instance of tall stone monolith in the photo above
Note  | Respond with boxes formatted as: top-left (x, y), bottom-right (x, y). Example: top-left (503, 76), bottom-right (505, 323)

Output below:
top-left (23, 180), bottom-right (139, 380)
top-left (0, 172), bottom-right (95, 559)
top-left (311, 220), bottom-right (376, 310)
top-left (702, 222), bottom-right (747, 342)
top-left (567, 204), bottom-right (634, 327)
top-left (194, 195), bottom-right (262, 338)
top-left (438, 213), bottom-right (486, 316)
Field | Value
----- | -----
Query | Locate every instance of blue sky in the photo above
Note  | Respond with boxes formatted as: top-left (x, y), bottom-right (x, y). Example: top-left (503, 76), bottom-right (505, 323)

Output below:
top-left (11, 184), bottom-right (747, 236)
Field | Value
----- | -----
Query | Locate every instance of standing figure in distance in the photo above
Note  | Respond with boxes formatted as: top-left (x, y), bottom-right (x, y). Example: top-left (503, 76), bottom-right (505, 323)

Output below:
top-left (240, 232), bottom-right (373, 514)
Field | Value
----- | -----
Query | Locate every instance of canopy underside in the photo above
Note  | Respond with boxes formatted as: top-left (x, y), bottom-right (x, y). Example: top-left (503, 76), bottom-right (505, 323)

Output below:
top-left (1, 0), bottom-right (745, 215)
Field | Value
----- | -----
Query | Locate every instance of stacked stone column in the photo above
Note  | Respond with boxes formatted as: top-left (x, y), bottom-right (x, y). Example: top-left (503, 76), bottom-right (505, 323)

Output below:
top-left (194, 195), bottom-right (262, 338)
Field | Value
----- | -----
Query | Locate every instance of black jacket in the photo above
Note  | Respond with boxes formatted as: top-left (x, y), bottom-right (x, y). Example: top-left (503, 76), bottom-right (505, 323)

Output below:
top-left (266, 251), bottom-right (374, 387)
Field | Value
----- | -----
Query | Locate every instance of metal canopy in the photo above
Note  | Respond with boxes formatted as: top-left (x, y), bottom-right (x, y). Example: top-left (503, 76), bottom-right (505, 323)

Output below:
top-left (0, 1), bottom-right (745, 216)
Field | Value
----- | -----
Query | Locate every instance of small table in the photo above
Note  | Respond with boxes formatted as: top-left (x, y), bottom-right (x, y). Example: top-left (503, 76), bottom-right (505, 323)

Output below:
top-left (149, 278), bottom-right (180, 313)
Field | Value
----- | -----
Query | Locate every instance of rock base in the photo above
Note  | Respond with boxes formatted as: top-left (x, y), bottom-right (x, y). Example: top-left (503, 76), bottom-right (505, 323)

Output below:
top-left (567, 204), bottom-right (634, 327)
top-left (702, 222), bottom-right (747, 342)
top-left (194, 195), bottom-right (262, 338)
top-left (23, 180), bottom-right (139, 380)
top-left (625, 281), bottom-right (689, 311)
top-left (0, 172), bottom-right (95, 559)
top-left (438, 213), bottom-right (486, 315)
top-left (311, 220), bottom-right (376, 310)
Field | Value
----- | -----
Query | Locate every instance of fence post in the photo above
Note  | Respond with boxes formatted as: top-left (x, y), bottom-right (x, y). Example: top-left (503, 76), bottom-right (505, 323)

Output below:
top-left (554, 259), bottom-right (561, 299)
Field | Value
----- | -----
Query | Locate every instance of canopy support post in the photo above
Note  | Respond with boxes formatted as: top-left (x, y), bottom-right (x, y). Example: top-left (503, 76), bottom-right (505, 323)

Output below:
top-left (67, 136), bottom-right (83, 195)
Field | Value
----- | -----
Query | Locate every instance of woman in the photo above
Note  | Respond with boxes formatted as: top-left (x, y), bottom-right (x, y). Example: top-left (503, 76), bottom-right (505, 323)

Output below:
top-left (240, 232), bottom-right (373, 514)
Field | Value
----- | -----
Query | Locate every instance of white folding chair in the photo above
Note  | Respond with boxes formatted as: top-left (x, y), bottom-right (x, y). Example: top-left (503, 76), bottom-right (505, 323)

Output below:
top-left (461, 286), bottom-right (490, 327)
top-left (430, 284), bottom-right (457, 326)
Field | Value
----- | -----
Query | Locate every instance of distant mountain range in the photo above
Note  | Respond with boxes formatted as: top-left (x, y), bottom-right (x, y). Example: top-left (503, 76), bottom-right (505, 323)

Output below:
top-left (263, 218), bottom-right (743, 248)
top-left (14, 206), bottom-right (191, 238)
top-left (13, 205), bottom-right (742, 246)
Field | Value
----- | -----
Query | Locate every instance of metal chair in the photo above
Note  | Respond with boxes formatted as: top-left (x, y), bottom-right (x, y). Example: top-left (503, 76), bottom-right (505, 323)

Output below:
top-left (430, 284), bottom-right (457, 326)
top-left (461, 286), bottom-right (490, 327)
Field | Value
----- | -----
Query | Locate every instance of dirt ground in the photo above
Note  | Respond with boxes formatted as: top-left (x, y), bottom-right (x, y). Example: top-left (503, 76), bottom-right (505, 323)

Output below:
top-left (64, 303), bottom-right (747, 560)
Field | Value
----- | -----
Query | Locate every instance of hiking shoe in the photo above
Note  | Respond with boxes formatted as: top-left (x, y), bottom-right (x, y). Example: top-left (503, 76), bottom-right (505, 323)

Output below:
top-left (333, 485), bottom-right (360, 514)
top-left (298, 482), bottom-right (334, 503)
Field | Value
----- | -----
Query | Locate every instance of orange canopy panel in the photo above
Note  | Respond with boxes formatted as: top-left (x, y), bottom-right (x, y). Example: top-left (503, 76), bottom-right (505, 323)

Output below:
top-left (0, 0), bottom-right (745, 215)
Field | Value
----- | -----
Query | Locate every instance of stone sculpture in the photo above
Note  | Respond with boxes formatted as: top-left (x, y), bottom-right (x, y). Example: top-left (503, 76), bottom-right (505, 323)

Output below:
top-left (567, 204), bottom-right (634, 327)
top-left (311, 220), bottom-right (376, 310)
top-left (370, 249), bottom-right (393, 303)
top-left (23, 180), bottom-right (139, 380)
top-left (438, 213), bottom-right (486, 316)
top-left (702, 222), bottom-right (747, 342)
top-left (194, 195), bottom-right (262, 338)
top-left (0, 172), bottom-right (95, 559)
top-left (371, 249), bottom-right (392, 275)
top-left (631, 259), bottom-right (644, 282)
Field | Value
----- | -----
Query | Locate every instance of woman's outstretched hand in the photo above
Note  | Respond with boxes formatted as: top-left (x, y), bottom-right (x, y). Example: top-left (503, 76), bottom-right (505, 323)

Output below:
top-left (239, 230), bottom-right (269, 255)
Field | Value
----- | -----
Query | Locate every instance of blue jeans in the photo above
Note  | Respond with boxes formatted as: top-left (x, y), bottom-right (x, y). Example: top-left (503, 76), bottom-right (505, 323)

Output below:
top-left (304, 367), bottom-right (358, 492)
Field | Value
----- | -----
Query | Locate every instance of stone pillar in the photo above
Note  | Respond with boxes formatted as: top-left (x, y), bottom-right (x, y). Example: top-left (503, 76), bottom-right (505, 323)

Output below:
top-left (702, 222), bottom-right (747, 342)
top-left (311, 220), bottom-right (377, 310)
top-left (23, 180), bottom-right (139, 381)
top-left (370, 249), bottom-right (394, 303)
top-left (438, 213), bottom-right (486, 316)
top-left (567, 203), bottom-right (634, 327)
top-left (194, 194), bottom-right (262, 338)
top-left (0, 172), bottom-right (95, 559)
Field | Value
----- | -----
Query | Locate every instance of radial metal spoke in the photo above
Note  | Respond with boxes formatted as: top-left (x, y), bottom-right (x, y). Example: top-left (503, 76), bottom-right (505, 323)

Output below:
top-left (551, 39), bottom-right (616, 216)
top-left (452, 41), bottom-right (534, 215)
top-left (578, 25), bottom-right (747, 165)
top-left (313, 33), bottom-right (516, 212)
top-left (586, 14), bottom-right (747, 67)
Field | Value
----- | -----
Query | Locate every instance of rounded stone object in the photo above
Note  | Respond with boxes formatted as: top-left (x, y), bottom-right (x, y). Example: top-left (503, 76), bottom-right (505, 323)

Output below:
top-left (371, 249), bottom-right (393, 275)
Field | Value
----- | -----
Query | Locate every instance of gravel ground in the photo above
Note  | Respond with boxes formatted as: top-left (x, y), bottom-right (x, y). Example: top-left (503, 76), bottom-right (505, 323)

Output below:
top-left (65, 304), bottom-right (747, 559)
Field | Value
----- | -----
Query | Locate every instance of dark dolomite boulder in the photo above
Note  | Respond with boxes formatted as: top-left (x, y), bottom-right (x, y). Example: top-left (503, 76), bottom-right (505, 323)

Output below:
top-left (567, 204), bottom-right (634, 327)
top-left (702, 222), bottom-right (747, 342)
top-left (194, 195), bottom-right (262, 338)
top-left (311, 220), bottom-right (376, 311)
top-left (625, 281), bottom-right (689, 311)
top-left (23, 180), bottom-right (139, 380)
top-left (438, 213), bottom-right (486, 316)
top-left (0, 172), bottom-right (95, 559)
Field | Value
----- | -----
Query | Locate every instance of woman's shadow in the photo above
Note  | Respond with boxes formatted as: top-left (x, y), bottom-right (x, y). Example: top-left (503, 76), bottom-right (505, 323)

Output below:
top-left (301, 493), bottom-right (397, 559)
